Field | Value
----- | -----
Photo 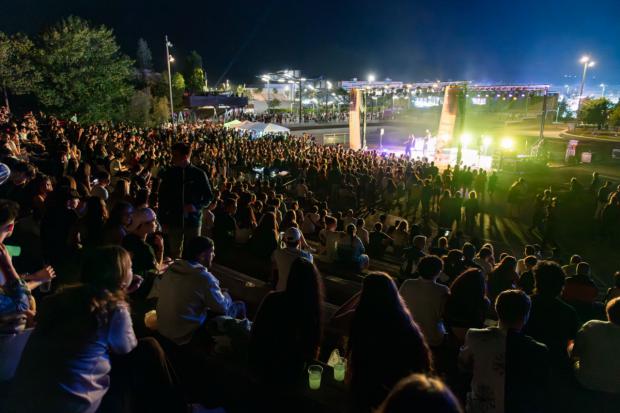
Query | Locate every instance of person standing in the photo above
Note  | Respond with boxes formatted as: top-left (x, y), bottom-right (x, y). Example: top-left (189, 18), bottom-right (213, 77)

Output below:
top-left (158, 143), bottom-right (214, 258)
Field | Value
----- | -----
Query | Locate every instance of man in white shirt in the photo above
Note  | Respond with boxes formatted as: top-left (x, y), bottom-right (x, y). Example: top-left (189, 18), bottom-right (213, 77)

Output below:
top-left (90, 171), bottom-right (110, 201)
top-left (272, 227), bottom-right (313, 291)
top-left (572, 297), bottom-right (620, 395)
top-left (318, 216), bottom-right (343, 262)
top-left (157, 236), bottom-right (244, 346)
top-left (399, 255), bottom-right (449, 347)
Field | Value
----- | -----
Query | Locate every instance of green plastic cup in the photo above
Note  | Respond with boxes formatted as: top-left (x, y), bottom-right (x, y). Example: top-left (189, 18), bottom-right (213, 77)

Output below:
top-left (308, 365), bottom-right (323, 390)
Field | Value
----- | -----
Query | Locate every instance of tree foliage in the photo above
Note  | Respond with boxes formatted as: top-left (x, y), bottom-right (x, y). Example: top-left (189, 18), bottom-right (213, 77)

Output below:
top-left (579, 97), bottom-right (611, 128)
top-left (34, 16), bottom-right (134, 122)
top-left (136, 38), bottom-right (153, 72)
top-left (188, 67), bottom-right (205, 94)
top-left (171, 72), bottom-right (185, 108)
top-left (126, 89), bottom-right (152, 126)
top-left (556, 99), bottom-right (572, 121)
top-left (609, 103), bottom-right (620, 128)
top-left (0, 32), bottom-right (41, 108)
top-left (268, 98), bottom-right (281, 109)
top-left (185, 50), bottom-right (203, 76)
top-left (152, 96), bottom-right (170, 125)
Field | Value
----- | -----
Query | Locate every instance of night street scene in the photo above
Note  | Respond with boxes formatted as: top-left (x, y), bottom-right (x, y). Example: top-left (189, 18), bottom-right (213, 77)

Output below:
top-left (0, 0), bottom-right (619, 412)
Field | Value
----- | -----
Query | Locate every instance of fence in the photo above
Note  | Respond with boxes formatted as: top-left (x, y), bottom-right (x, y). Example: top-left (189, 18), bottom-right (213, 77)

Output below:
top-left (322, 133), bottom-right (349, 146)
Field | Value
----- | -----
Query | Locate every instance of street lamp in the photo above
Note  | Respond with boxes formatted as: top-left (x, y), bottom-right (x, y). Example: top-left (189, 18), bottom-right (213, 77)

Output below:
top-left (577, 55), bottom-right (595, 121)
top-left (165, 35), bottom-right (175, 126)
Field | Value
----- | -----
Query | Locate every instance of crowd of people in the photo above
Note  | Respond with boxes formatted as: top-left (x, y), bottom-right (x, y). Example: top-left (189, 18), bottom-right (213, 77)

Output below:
top-left (0, 105), bottom-right (618, 413)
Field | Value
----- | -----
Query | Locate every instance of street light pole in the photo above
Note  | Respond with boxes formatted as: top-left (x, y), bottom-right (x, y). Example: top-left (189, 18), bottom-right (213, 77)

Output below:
top-left (577, 56), bottom-right (595, 121)
top-left (165, 35), bottom-right (175, 126)
top-left (298, 78), bottom-right (303, 123)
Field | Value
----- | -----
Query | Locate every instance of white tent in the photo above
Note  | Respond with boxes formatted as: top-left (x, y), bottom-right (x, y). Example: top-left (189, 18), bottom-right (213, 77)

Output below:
top-left (263, 123), bottom-right (290, 134)
top-left (234, 122), bottom-right (290, 136)
top-left (223, 119), bottom-right (243, 128)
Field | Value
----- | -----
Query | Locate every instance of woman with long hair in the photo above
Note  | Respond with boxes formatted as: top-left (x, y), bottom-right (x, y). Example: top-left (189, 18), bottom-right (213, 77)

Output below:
top-left (249, 211), bottom-right (280, 261)
top-left (103, 201), bottom-right (133, 245)
top-left (9, 246), bottom-right (186, 413)
top-left (487, 255), bottom-right (518, 304)
top-left (78, 196), bottom-right (109, 248)
top-left (108, 178), bottom-right (131, 210)
top-left (337, 223), bottom-right (369, 272)
top-left (347, 272), bottom-right (432, 412)
top-left (26, 173), bottom-right (53, 220)
top-left (444, 268), bottom-right (491, 342)
top-left (74, 162), bottom-right (92, 198)
top-left (235, 191), bottom-right (257, 244)
top-left (249, 257), bottom-right (325, 384)
top-left (442, 249), bottom-right (466, 283)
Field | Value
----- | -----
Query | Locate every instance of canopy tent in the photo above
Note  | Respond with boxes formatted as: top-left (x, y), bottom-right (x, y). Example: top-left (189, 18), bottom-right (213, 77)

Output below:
top-left (232, 121), bottom-right (290, 137)
top-left (223, 119), bottom-right (243, 128)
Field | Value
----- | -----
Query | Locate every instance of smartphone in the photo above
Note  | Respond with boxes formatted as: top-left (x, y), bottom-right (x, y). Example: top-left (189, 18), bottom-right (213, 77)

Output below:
top-left (443, 230), bottom-right (451, 238)
top-left (5, 245), bottom-right (21, 257)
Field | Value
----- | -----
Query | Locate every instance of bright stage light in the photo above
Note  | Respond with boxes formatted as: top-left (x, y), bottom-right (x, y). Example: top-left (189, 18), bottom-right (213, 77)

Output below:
top-left (483, 136), bottom-right (492, 147)
top-left (501, 137), bottom-right (514, 150)
top-left (460, 133), bottom-right (472, 147)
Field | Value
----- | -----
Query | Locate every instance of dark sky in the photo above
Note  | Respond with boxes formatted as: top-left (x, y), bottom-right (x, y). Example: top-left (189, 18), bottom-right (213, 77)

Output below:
top-left (2, 0), bottom-right (619, 86)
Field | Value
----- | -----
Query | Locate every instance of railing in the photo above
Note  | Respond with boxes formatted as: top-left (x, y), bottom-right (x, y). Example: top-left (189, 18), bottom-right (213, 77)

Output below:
top-left (322, 133), bottom-right (349, 146)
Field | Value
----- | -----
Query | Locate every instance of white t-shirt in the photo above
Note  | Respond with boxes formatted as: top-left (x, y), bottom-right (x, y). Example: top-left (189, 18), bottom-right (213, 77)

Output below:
top-left (399, 278), bottom-right (449, 346)
top-left (272, 247), bottom-right (313, 291)
top-left (459, 327), bottom-right (507, 413)
top-left (301, 212), bottom-right (320, 234)
top-left (91, 185), bottom-right (109, 201)
top-left (573, 320), bottom-right (620, 394)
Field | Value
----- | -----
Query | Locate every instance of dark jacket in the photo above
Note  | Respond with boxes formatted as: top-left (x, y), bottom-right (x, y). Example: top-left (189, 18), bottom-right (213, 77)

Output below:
top-left (158, 164), bottom-right (213, 228)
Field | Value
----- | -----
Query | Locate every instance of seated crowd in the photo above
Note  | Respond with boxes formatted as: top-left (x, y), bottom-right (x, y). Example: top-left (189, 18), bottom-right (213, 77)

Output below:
top-left (0, 108), bottom-right (618, 413)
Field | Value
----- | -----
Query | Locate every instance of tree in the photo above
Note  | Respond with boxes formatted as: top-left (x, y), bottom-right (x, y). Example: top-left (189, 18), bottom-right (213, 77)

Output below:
top-left (126, 89), bottom-right (152, 126)
top-left (188, 67), bottom-right (205, 94)
top-left (0, 32), bottom-right (40, 109)
top-left (186, 50), bottom-right (203, 75)
top-left (556, 99), bottom-right (572, 121)
top-left (579, 97), bottom-right (611, 129)
top-left (171, 72), bottom-right (185, 108)
top-left (34, 16), bottom-right (134, 122)
top-left (152, 96), bottom-right (170, 125)
top-left (609, 103), bottom-right (620, 129)
top-left (136, 38), bottom-right (153, 72)
top-left (268, 98), bottom-right (281, 110)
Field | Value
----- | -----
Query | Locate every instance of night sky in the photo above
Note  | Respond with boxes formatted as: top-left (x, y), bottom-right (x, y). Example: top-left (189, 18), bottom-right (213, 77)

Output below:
top-left (2, 0), bottom-right (619, 86)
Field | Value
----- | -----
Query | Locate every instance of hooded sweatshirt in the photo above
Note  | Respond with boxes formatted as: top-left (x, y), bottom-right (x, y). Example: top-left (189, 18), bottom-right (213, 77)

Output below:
top-left (156, 260), bottom-right (232, 345)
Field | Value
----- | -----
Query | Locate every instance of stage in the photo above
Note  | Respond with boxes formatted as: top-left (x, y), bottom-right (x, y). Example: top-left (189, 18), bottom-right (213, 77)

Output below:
top-left (365, 134), bottom-right (493, 170)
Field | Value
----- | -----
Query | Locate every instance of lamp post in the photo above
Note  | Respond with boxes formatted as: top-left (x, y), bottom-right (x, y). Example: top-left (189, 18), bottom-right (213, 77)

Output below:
top-left (577, 55), bottom-right (595, 122)
top-left (165, 35), bottom-right (175, 126)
